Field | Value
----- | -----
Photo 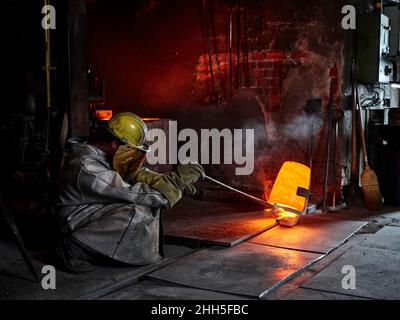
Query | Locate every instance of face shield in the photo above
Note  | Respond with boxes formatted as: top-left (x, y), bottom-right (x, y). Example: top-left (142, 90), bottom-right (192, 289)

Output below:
top-left (112, 144), bottom-right (148, 180)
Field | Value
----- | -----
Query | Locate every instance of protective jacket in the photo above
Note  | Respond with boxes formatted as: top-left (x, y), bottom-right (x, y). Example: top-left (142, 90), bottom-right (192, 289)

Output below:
top-left (55, 143), bottom-right (169, 265)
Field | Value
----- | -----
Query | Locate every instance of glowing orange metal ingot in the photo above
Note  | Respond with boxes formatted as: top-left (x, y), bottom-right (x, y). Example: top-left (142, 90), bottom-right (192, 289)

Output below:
top-left (267, 161), bottom-right (311, 213)
top-left (95, 110), bottom-right (113, 121)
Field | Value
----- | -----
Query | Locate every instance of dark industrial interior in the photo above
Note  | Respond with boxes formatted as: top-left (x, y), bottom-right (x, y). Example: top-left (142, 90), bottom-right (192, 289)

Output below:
top-left (1, 0), bottom-right (400, 301)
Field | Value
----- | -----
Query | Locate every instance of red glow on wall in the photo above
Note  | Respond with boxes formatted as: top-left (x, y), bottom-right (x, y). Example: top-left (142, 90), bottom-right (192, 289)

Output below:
top-left (194, 50), bottom-right (307, 111)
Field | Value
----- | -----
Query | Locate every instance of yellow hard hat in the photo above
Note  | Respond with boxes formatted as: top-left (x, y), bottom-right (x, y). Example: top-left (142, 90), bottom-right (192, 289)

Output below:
top-left (107, 112), bottom-right (150, 152)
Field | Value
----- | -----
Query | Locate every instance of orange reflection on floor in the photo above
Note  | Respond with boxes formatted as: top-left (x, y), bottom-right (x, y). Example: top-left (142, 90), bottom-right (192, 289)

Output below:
top-left (269, 249), bottom-right (308, 278)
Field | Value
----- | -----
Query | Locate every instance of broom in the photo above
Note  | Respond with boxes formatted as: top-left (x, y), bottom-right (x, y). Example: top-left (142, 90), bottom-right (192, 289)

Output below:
top-left (355, 85), bottom-right (383, 211)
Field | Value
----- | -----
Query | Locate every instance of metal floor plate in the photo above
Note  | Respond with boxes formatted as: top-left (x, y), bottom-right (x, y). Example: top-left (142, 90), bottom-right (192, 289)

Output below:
top-left (0, 241), bottom-right (193, 300)
top-left (100, 279), bottom-right (250, 300)
top-left (249, 216), bottom-right (367, 254)
top-left (164, 198), bottom-right (277, 246)
top-left (360, 226), bottom-right (400, 252)
top-left (284, 288), bottom-right (369, 300)
top-left (302, 245), bottom-right (400, 300)
top-left (149, 242), bottom-right (320, 298)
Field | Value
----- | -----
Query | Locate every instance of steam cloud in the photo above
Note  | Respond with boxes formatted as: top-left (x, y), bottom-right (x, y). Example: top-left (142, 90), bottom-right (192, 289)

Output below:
top-left (242, 114), bottom-right (323, 146)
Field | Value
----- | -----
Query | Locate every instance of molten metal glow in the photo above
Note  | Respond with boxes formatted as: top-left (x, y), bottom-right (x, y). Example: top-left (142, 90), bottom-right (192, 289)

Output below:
top-left (263, 208), bottom-right (300, 227)
top-left (263, 208), bottom-right (298, 219)
top-left (267, 161), bottom-right (311, 212)
top-left (142, 118), bottom-right (162, 121)
top-left (96, 110), bottom-right (113, 121)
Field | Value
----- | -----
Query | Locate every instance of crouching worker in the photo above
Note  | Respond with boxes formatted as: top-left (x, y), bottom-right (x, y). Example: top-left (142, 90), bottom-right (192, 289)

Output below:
top-left (55, 112), bottom-right (204, 273)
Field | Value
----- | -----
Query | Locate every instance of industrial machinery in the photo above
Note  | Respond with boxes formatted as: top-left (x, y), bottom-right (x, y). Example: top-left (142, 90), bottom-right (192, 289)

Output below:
top-left (354, 1), bottom-right (400, 206)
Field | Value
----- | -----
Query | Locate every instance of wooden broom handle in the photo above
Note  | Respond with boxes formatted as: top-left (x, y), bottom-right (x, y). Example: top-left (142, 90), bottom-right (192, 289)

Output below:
top-left (355, 84), bottom-right (369, 168)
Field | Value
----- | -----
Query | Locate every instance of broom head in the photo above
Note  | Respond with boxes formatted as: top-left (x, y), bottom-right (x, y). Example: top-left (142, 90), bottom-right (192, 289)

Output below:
top-left (360, 167), bottom-right (383, 211)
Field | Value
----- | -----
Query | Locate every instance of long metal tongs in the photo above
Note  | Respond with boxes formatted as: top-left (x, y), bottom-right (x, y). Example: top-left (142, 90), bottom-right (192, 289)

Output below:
top-left (204, 175), bottom-right (301, 215)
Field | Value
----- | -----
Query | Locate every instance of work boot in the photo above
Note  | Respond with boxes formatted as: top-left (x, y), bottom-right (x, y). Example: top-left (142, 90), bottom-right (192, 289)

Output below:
top-left (55, 239), bottom-right (94, 274)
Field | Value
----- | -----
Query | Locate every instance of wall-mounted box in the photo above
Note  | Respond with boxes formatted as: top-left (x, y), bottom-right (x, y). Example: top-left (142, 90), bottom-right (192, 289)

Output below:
top-left (384, 6), bottom-right (400, 56)
top-left (357, 13), bottom-right (394, 83)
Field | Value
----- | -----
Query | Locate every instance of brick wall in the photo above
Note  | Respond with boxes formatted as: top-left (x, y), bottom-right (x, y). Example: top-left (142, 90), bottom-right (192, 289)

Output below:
top-left (195, 50), bottom-right (309, 111)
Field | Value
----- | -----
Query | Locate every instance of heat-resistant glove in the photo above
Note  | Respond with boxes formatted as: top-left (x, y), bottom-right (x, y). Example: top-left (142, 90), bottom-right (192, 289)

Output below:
top-left (132, 168), bottom-right (182, 207)
top-left (183, 183), bottom-right (197, 196)
top-left (131, 163), bottom-right (205, 207)
top-left (170, 163), bottom-right (205, 189)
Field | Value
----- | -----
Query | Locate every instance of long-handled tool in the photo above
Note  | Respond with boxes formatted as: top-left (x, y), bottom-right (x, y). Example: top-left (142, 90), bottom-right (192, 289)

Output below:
top-left (204, 175), bottom-right (303, 215)
top-left (355, 86), bottom-right (383, 211)
top-left (322, 64), bottom-right (338, 212)
top-left (205, 175), bottom-right (272, 207)
top-left (350, 59), bottom-right (359, 196)
top-left (331, 118), bottom-right (339, 210)
top-left (328, 109), bottom-right (345, 211)
top-left (305, 98), bottom-right (322, 211)
top-left (43, 0), bottom-right (54, 154)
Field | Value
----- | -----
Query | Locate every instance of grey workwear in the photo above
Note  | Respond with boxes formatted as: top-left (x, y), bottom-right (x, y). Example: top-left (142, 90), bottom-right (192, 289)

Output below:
top-left (55, 143), bottom-right (169, 265)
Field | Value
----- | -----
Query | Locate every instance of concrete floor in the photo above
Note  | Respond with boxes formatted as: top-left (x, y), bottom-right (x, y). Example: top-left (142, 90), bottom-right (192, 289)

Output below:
top-left (1, 201), bottom-right (400, 300)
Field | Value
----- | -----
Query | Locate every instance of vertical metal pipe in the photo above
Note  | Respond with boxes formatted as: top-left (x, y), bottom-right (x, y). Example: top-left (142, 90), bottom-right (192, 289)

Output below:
top-left (68, 0), bottom-right (89, 137)
top-left (44, 0), bottom-right (52, 152)
top-left (323, 106), bottom-right (333, 212)
top-left (332, 121), bottom-right (339, 210)
top-left (44, 0), bottom-right (51, 110)
top-left (323, 66), bottom-right (337, 212)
